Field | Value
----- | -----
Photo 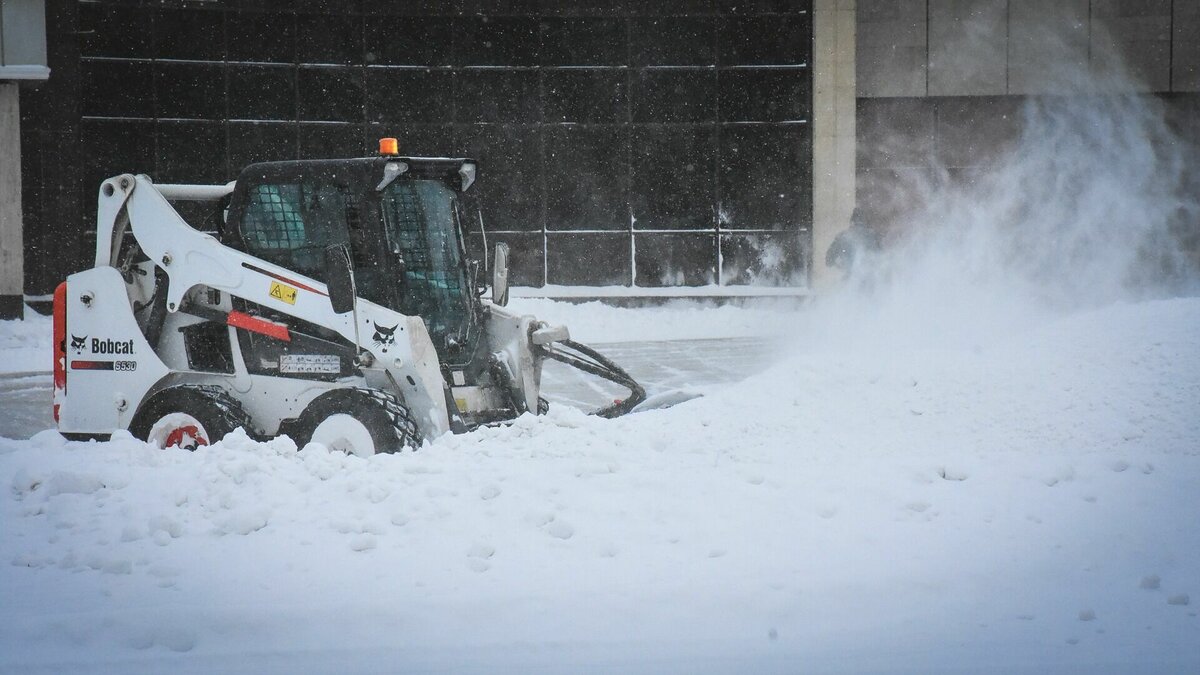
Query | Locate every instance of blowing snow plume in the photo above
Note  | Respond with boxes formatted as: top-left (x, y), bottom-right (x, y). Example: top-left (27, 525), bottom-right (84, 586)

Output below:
top-left (824, 26), bottom-right (1200, 350)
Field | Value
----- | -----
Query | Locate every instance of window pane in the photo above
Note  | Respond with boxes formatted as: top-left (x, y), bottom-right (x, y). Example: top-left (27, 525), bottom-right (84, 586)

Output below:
top-left (381, 181), bottom-right (470, 344)
top-left (242, 183), bottom-right (350, 276)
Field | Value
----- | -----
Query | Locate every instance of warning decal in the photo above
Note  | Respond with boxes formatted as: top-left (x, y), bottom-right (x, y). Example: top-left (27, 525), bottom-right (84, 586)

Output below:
top-left (269, 281), bottom-right (298, 305)
top-left (280, 354), bottom-right (340, 374)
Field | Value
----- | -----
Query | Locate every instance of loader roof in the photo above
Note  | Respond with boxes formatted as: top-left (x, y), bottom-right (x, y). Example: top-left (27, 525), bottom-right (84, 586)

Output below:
top-left (233, 156), bottom-right (478, 193)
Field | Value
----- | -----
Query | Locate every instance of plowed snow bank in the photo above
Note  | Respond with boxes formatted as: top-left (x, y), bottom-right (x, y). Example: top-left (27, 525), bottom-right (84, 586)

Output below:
top-left (2, 297), bottom-right (1198, 674)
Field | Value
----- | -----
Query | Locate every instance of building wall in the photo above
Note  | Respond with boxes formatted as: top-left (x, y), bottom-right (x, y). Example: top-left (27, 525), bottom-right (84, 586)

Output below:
top-left (858, 0), bottom-right (1199, 99)
top-left (20, 0), bottom-right (816, 299)
top-left (2, 0), bottom-right (49, 318)
top-left (0, 83), bottom-right (23, 318)
top-left (855, 0), bottom-right (1200, 228)
top-left (810, 0), bottom-right (856, 289)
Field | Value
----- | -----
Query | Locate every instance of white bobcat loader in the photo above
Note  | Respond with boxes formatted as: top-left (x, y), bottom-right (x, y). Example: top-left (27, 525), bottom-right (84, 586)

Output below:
top-left (53, 139), bottom-right (644, 455)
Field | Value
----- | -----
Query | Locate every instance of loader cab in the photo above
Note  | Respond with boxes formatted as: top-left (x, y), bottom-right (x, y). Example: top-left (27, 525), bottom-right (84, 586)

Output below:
top-left (223, 155), bottom-right (483, 362)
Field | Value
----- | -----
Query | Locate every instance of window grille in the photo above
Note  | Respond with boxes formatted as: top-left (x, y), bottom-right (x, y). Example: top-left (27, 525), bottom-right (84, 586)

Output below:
top-left (381, 181), bottom-right (470, 346)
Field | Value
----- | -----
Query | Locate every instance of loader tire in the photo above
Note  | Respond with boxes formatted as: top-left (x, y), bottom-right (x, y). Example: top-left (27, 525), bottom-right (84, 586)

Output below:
top-left (293, 388), bottom-right (421, 456)
top-left (130, 386), bottom-right (253, 451)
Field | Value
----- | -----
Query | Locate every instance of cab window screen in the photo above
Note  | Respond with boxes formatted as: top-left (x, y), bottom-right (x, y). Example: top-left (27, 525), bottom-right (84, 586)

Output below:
top-left (380, 180), bottom-right (469, 345)
top-left (240, 182), bottom-right (353, 278)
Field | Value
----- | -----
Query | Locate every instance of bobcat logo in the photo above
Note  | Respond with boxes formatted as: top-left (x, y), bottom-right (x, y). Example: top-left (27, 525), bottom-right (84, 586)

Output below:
top-left (372, 323), bottom-right (398, 353)
top-left (70, 334), bottom-right (88, 354)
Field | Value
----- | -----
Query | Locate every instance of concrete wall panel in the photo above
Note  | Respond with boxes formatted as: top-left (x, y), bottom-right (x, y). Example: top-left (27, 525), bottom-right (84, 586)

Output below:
top-left (856, 98), bottom-right (936, 169)
top-left (0, 0), bottom-right (49, 71)
top-left (1008, 0), bottom-right (1090, 94)
top-left (0, 84), bottom-right (22, 316)
top-left (855, 165), bottom-right (939, 229)
top-left (856, 0), bottom-right (927, 97)
top-left (934, 95), bottom-right (1023, 168)
top-left (1174, 1), bottom-right (1200, 92)
top-left (857, 44), bottom-right (928, 97)
top-left (858, 0), bottom-right (925, 22)
top-left (1109, 37), bottom-right (1172, 92)
top-left (1091, 0), bottom-right (1171, 18)
top-left (859, 0), bottom-right (1196, 97)
top-left (928, 0), bottom-right (1007, 96)
top-left (1092, 1), bottom-right (1171, 92)
top-left (858, 14), bottom-right (926, 45)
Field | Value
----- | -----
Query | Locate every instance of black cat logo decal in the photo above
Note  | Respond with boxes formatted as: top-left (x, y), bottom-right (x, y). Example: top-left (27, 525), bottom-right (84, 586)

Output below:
top-left (372, 323), bottom-right (398, 353)
top-left (70, 334), bottom-right (88, 354)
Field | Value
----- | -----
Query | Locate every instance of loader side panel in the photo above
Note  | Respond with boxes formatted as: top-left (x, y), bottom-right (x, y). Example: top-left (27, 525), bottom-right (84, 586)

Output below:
top-left (56, 268), bottom-right (171, 435)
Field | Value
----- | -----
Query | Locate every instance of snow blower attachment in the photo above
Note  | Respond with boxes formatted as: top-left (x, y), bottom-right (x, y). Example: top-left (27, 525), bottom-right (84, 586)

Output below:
top-left (53, 140), bottom-right (644, 455)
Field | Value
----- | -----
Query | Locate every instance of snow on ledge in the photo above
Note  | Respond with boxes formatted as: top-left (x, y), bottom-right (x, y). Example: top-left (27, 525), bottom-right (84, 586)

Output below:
top-left (509, 284), bottom-right (811, 299)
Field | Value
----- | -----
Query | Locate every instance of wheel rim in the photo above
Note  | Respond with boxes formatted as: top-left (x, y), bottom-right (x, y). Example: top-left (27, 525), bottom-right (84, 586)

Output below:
top-left (147, 412), bottom-right (211, 450)
top-left (310, 414), bottom-right (377, 457)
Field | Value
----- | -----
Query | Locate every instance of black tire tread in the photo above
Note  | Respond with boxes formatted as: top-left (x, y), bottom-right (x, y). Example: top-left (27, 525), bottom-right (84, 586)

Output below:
top-left (296, 387), bottom-right (422, 453)
top-left (359, 387), bottom-right (422, 450)
top-left (129, 385), bottom-right (256, 447)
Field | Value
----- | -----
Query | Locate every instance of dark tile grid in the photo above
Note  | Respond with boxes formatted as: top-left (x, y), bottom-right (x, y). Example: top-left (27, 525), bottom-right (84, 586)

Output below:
top-left (68, 1), bottom-right (813, 288)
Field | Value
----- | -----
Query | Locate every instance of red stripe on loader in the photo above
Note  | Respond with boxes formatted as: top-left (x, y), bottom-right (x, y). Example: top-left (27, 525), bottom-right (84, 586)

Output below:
top-left (52, 282), bottom-right (67, 423)
top-left (71, 360), bottom-right (115, 370)
top-left (226, 310), bottom-right (291, 342)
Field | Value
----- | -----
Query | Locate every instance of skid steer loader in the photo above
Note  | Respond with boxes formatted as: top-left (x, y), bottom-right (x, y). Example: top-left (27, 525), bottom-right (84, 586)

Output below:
top-left (52, 138), bottom-right (644, 455)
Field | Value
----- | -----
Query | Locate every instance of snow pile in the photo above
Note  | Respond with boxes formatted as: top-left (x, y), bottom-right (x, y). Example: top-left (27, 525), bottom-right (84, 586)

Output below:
top-left (2, 296), bottom-right (1199, 674)
top-left (0, 310), bottom-right (51, 374)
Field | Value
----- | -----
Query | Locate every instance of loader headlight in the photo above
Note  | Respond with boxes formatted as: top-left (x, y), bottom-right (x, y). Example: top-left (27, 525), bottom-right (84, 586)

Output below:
top-left (376, 161), bottom-right (408, 191)
top-left (459, 162), bottom-right (476, 191)
top-left (531, 324), bottom-right (570, 346)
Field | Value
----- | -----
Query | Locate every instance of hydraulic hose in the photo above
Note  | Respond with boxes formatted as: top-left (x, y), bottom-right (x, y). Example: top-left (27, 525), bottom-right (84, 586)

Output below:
top-left (543, 339), bottom-right (646, 418)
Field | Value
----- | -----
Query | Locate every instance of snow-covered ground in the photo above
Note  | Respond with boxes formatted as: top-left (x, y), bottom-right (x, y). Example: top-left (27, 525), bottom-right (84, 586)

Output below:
top-left (0, 310), bottom-right (50, 374)
top-left (1, 294), bottom-right (1198, 674)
